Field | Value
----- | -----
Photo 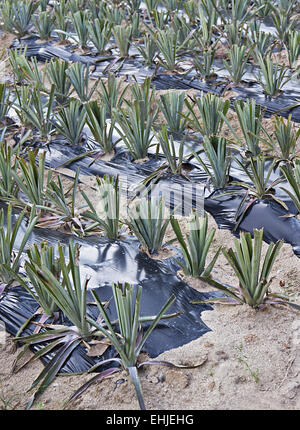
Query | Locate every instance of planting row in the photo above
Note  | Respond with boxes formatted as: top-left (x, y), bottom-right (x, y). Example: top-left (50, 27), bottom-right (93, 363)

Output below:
top-left (1, 65), bottom-right (300, 229)
top-left (0, 191), bottom-right (298, 410)
top-left (1, 0), bottom-right (300, 95)
top-left (0, 0), bottom-right (300, 411)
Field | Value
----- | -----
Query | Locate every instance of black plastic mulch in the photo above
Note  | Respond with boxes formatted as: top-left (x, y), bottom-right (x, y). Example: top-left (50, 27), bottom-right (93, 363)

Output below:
top-left (0, 203), bottom-right (216, 373)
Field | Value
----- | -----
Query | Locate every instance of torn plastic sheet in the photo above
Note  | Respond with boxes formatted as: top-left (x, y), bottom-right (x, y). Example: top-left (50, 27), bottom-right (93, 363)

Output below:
top-left (204, 188), bottom-right (300, 256)
top-left (0, 202), bottom-right (215, 373)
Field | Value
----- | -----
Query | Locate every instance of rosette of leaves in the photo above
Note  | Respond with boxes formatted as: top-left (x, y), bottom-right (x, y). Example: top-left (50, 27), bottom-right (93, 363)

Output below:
top-left (231, 154), bottom-right (288, 229)
top-left (13, 85), bottom-right (34, 127)
top-left (247, 21), bottom-right (275, 62)
top-left (151, 27), bottom-right (194, 71)
top-left (66, 282), bottom-right (202, 410)
top-left (190, 136), bottom-right (231, 190)
top-left (171, 14), bottom-right (194, 48)
top-left (0, 203), bottom-right (38, 285)
top-left (85, 101), bottom-right (117, 154)
top-left (66, 62), bottom-right (98, 104)
top-left (0, 0), bottom-right (38, 37)
top-left (0, 84), bottom-right (12, 126)
top-left (269, 2), bottom-right (296, 45)
top-left (4, 241), bottom-right (65, 337)
top-left (33, 11), bottom-right (55, 40)
top-left (125, 196), bottom-right (171, 254)
top-left (81, 174), bottom-right (121, 239)
top-left (184, 92), bottom-right (230, 138)
top-left (280, 161), bottom-right (300, 214)
top-left (53, 0), bottom-right (69, 42)
top-left (39, 168), bottom-right (87, 234)
top-left (124, 0), bottom-right (142, 12)
top-left (69, 10), bottom-right (90, 50)
top-left (19, 85), bottom-right (55, 141)
top-left (136, 34), bottom-right (158, 66)
top-left (97, 73), bottom-right (128, 118)
top-left (9, 48), bottom-right (45, 88)
top-left (158, 91), bottom-right (187, 135)
top-left (112, 25), bottom-right (132, 58)
top-left (161, 0), bottom-right (184, 13)
top-left (192, 229), bottom-right (299, 309)
top-left (113, 100), bottom-right (155, 160)
top-left (286, 29), bottom-right (300, 70)
top-left (223, 44), bottom-right (252, 85)
top-left (258, 114), bottom-right (300, 163)
top-left (0, 138), bottom-right (20, 200)
top-left (46, 58), bottom-right (72, 106)
top-left (171, 210), bottom-right (222, 278)
top-left (87, 18), bottom-right (112, 54)
top-left (214, 0), bottom-right (258, 24)
top-left (144, 0), bottom-right (159, 17)
top-left (254, 53), bottom-right (291, 97)
top-left (192, 4), bottom-right (217, 49)
top-left (194, 47), bottom-right (217, 81)
top-left (12, 149), bottom-right (52, 212)
top-left (143, 125), bottom-right (185, 186)
top-left (53, 99), bottom-right (87, 146)
top-left (12, 240), bottom-right (98, 409)
top-left (220, 98), bottom-right (265, 157)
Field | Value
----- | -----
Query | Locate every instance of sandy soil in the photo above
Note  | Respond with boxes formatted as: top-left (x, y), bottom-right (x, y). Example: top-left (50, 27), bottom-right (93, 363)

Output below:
top-left (0, 31), bottom-right (299, 412)
top-left (0, 210), bottom-right (299, 411)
